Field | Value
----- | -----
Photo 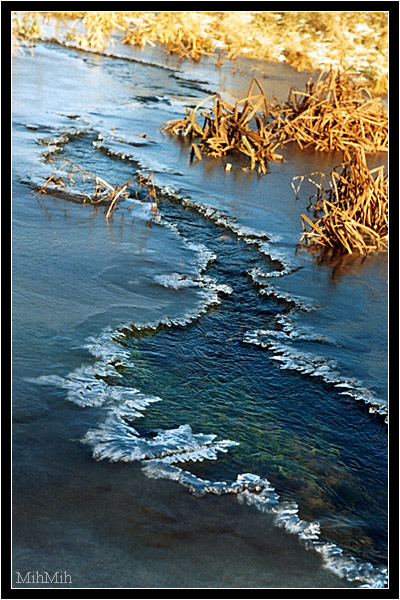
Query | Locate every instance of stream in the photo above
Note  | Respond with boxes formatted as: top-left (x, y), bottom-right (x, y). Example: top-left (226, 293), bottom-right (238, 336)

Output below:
top-left (12, 32), bottom-right (388, 589)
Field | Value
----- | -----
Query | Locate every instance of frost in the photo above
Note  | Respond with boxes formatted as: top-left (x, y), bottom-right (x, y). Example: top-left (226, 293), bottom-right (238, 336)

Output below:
top-left (82, 418), bottom-right (238, 465)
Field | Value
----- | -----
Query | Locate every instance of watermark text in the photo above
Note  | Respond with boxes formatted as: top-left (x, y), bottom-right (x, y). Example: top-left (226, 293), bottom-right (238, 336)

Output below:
top-left (15, 571), bottom-right (72, 585)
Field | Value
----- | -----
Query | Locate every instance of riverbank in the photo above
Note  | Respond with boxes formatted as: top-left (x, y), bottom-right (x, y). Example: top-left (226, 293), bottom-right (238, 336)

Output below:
top-left (12, 33), bottom-right (388, 590)
top-left (12, 11), bottom-right (388, 93)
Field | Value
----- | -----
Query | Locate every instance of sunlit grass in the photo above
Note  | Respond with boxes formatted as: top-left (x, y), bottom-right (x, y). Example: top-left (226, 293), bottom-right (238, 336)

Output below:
top-left (13, 11), bottom-right (388, 256)
top-left (34, 158), bottom-right (158, 219)
top-left (12, 11), bottom-right (388, 94)
top-left (270, 69), bottom-right (388, 153)
top-left (298, 148), bottom-right (388, 255)
top-left (160, 77), bottom-right (283, 175)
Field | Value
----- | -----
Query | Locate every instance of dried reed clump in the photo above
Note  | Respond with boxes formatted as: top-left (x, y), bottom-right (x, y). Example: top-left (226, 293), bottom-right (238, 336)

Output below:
top-left (72, 11), bottom-right (124, 49)
top-left (121, 12), bottom-right (218, 62)
top-left (15, 11), bottom-right (388, 93)
top-left (270, 69), bottom-right (388, 153)
top-left (299, 148), bottom-right (388, 255)
top-left (34, 158), bottom-right (158, 219)
top-left (160, 78), bottom-right (283, 174)
top-left (12, 11), bottom-right (42, 43)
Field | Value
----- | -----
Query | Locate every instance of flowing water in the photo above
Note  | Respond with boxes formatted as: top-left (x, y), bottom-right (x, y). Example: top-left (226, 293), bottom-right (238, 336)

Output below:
top-left (12, 32), bottom-right (388, 589)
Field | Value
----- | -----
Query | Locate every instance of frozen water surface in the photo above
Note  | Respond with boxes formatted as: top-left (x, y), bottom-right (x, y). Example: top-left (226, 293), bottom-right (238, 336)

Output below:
top-left (12, 32), bottom-right (388, 589)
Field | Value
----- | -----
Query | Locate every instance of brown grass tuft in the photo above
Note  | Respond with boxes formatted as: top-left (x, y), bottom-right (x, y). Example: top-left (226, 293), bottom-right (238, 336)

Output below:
top-left (270, 69), bottom-right (388, 153)
top-left (160, 77), bottom-right (283, 174)
top-left (299, 148), bottom-right (388, 255)
top-left (34, 158), bottom-right (158, 219)
top-left (13, 11), bottom-right (388, 94)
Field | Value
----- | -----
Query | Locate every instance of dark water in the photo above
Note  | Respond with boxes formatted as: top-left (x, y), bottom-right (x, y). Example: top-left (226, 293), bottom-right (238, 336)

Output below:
top-left (12, 33), bottom-right (388, 589)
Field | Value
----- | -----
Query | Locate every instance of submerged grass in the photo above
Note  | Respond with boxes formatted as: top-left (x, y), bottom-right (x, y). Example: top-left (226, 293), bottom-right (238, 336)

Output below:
top-left (298, 149), bottom-right (388, 255)
top-left (12, 11), bottom-right (389, 94)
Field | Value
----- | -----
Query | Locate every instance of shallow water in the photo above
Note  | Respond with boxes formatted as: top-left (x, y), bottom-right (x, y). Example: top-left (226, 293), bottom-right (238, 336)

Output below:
top-left (12, 35), bottom-right (388, 589)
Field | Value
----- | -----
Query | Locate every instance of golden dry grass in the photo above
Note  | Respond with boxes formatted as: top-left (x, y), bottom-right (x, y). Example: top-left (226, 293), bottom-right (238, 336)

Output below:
top-left (161, 71), bottom-right (388, 171)
top-left (299, 148), bottom-right (388, 255)
top-left (34, 158), bottom-right (158, 219)
top-left (12, 11), bottom-right (389, 94)
top-left (270, 69), bottom-right (388, 153)
top-left (14, 11), bottom-right (388, 255)
top-left (160, 77), bottom-right (283, 174)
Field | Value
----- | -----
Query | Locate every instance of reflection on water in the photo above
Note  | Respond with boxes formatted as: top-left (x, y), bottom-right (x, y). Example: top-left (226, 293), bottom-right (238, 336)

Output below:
top-left (304, 245), bottom-right (386, 282)
top-left (12, 36), bottom-right (388, 589)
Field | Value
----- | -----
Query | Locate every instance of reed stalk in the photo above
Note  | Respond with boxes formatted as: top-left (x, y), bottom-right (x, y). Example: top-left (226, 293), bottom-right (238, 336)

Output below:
top-left (34, 158), bottom-right (158, 218)
top-left (270, 69), bottom-right (388, 153)
top-left (12, 11), bottom-right (388, 94)
top-left (160, 78), bottom-right (282, 174)
top-left (299, 149), bottom-right (388, 255)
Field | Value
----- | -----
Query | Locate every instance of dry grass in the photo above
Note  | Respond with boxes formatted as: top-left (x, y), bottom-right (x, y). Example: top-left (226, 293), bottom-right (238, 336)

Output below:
top-left (12, 11), bottom-right (389, 94)
top-left (12, 11), bottom-right (42, 53)
top-left (161, 70), bottom-right (387, 172)
top-left (34, 158), bottom-right (158, 219)
top-left (121, 12), bottom-right (219, 62)
top-left (14, 11), bottom-right (388, 255)
top-left (12, 11), bottom-right (42, 40)
top-left (298, 149), bottom-right (388, 255)
top-left (160, 77), bottom-right (283, 174)
top-left (270, 69), bottom-right (388, 153)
